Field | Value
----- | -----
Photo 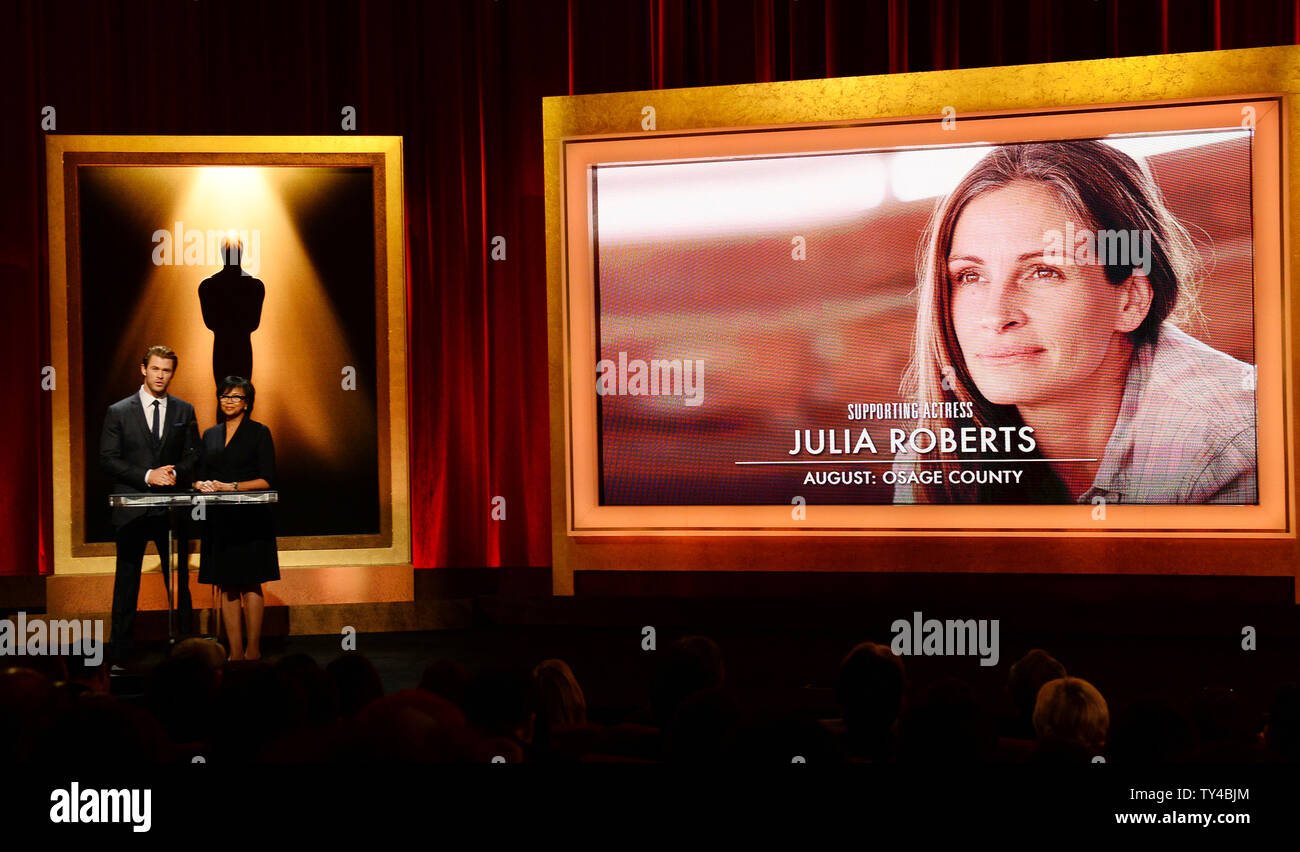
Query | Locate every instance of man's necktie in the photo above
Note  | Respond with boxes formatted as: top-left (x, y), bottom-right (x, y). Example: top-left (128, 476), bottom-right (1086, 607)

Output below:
top-left (152, 400), bottom-right (161, 443)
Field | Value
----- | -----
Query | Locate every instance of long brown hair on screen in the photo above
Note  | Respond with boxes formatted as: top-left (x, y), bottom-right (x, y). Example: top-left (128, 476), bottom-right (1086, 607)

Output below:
top-left (899, 139), bottom-right (1202, 503)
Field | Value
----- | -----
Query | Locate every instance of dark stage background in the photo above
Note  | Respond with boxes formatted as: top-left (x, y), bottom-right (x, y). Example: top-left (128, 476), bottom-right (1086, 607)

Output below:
top-left (3, 0), bottom-right (1299, 575)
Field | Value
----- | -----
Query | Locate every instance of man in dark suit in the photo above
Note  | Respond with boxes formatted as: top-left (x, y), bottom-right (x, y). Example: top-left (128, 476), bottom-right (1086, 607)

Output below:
top-left (99, 345), bottom-right (202, 667)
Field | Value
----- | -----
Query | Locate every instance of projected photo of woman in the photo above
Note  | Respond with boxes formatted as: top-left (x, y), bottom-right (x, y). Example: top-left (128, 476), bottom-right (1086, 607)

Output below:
top-left (195, 377), bottom-right (280, 659)
top-left (893, 139), bottom-right (1257, 505)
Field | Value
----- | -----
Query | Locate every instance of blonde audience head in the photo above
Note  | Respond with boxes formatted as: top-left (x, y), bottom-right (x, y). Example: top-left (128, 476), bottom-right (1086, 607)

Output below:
top-left (532, 659), bottom-right (586, 728)
top-left (1033, 676), bottom-right (1109, 753)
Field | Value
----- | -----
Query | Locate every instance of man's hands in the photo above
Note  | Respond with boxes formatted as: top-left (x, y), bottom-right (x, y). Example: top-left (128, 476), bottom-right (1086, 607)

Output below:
top-left (146, 465), bottom-right (177, 487)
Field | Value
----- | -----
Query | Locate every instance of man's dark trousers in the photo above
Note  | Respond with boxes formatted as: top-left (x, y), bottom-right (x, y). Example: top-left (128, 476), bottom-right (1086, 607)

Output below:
top-left (110, 512), bottom-right (193, 663)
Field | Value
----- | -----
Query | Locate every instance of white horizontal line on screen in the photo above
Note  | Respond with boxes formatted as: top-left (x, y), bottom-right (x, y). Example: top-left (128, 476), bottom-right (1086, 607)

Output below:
top-left (733, 458), bottom-right (1100, 465)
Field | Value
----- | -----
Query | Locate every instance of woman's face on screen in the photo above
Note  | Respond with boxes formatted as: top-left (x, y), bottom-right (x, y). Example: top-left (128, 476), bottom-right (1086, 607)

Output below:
top-left (947, 181), bottom-right (1137, 407)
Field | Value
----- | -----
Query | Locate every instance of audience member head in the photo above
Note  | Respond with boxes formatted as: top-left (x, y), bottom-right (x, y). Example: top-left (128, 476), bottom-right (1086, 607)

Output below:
top-left (347, 689), bottom-right (471, 764)
top-left (532, 659), bottom-right (587, 733)
top-left (1263, 683), bottom-right (1298, 763)
top-left (16, 647), bottom-right (67, 684)
top-left (210, 661), bottom-right (298, 761)
top-left (326, 652), bottom-right (385, 718)
top-left (1008, 649), bottom-right (1066, 728)
top-left (1033, 677), bottom-right (1108, 755)
top-left (42, 694), bottom-right (173, 765)
top-left (651, 635), bottom-right (725, 728)
top-left (902, 677), bottom-right (995, 763)
top-left (419, 659), bottom-right (470, 709)
top-left (836, 642), bottom-right (905, 737)
top-left (276, 654), bottom-right (339, 726)
top-left (464, 667), bottom-right (537, 745)
top-left (667, 687), bottom-right (741, 763)
top-left (65, 652), bottom-right (110, 696)
top-left (146, 654), bottom-right (220, 746)
top-left (1108, 697), bottom-right (1196, 764)
top-left (0, 667), bottom-right (56, 763)
top-left (1190, 686), bottom-right (1254, 744)
top-left (350, 697), bottom-right (445, 764)
top-left (172, 637), bottom-right (228, 670)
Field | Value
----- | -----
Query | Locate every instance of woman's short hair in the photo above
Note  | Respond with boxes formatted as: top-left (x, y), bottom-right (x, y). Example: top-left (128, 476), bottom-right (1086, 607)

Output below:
top-left (531, 659), bottom-right (586, 728)
top-left (216, 376), bottom-right (255, 422)
top-left (901, 140), bottom-right (1202, 502)
top-left (1033, 676), bottom-right (1109, 753)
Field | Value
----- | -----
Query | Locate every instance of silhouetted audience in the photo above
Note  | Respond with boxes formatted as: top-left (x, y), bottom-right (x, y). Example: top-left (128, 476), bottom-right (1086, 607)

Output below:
top-left (3, 638), bottom-right (1294, 766)
top-left (649, 635), bottom-right (725, 730)
top-left (172, 637), bottom-right (228, 672)
top-left (667, 686), bottom-right (742, 762)
top-left (830, 641), bottom-right (904, 762)
top-left (209, 661), bottom-right (299, 762)
top-left (146, 654), bottom-right (219, 748)
top-left (531, 659), bottom-right (605, 761)
top-left (1004, 649), bottom-right (1066, 740)
top-left (534, 659), bottom-right (587, 728)
top-left (327, 652), bottom-right (385, 718)
top-left (345, 689), bottom-right (471, 764)
top-left (1262, 683), bottom-right (1298, 763)
top-left (276, 653), bottom-right (340, 727)
top-left (0, 667), bottom-right (57, 763)
top-left (901, 677), bottom-right (996, 763)
top-left (464, 667), bottom-right (538, 761)
top-left (1190, 686), bottom-right (1269, 763)
top-left (1108, 697), bottom-right (1197, 764)
top-left (40, 692), bottom-right (173, 765)
top-left (419, 659), bottom-right (470, 709)
top-left (65, 653), bottom-right (111, 698)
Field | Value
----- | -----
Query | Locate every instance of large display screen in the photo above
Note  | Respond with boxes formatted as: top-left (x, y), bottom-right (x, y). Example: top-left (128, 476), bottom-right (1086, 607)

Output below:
top-left (560, 98), bottom-right (1286, 532)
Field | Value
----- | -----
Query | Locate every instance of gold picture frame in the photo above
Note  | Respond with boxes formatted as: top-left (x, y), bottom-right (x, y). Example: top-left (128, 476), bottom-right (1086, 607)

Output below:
top-left (46, 135), bottom-right (411, 575)
top-left (544, 46), bottom-right (1300, 597)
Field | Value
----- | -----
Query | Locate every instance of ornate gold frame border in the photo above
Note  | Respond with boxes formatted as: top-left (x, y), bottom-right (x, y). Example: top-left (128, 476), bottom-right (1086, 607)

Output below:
top-left (544, 46), bottom-right (1300, 595)
top-left (46, 136), bottom-right (411, 575)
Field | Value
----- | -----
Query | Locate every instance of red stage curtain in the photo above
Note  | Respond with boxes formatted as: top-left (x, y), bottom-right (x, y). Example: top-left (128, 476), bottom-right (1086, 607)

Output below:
top-left (1, 0), bottom-right (1296, 575)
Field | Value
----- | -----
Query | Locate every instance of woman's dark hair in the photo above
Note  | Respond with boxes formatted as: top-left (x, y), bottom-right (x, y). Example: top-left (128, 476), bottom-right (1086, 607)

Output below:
top-left (216, 376), bottom-right (255, 423)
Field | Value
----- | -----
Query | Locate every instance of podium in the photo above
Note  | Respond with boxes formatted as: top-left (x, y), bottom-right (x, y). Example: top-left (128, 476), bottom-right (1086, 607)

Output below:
top-left (107, 491), bottom-right (279, 644)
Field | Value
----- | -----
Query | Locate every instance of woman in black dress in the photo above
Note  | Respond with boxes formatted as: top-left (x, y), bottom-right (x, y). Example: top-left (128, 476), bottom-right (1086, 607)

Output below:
top-left (195, 376), bottom-right (279, 661)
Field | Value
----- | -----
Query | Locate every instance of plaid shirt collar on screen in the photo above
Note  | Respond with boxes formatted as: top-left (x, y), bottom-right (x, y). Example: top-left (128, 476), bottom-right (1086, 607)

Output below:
top-left (1078, 321), bottom-right (1257, 505)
